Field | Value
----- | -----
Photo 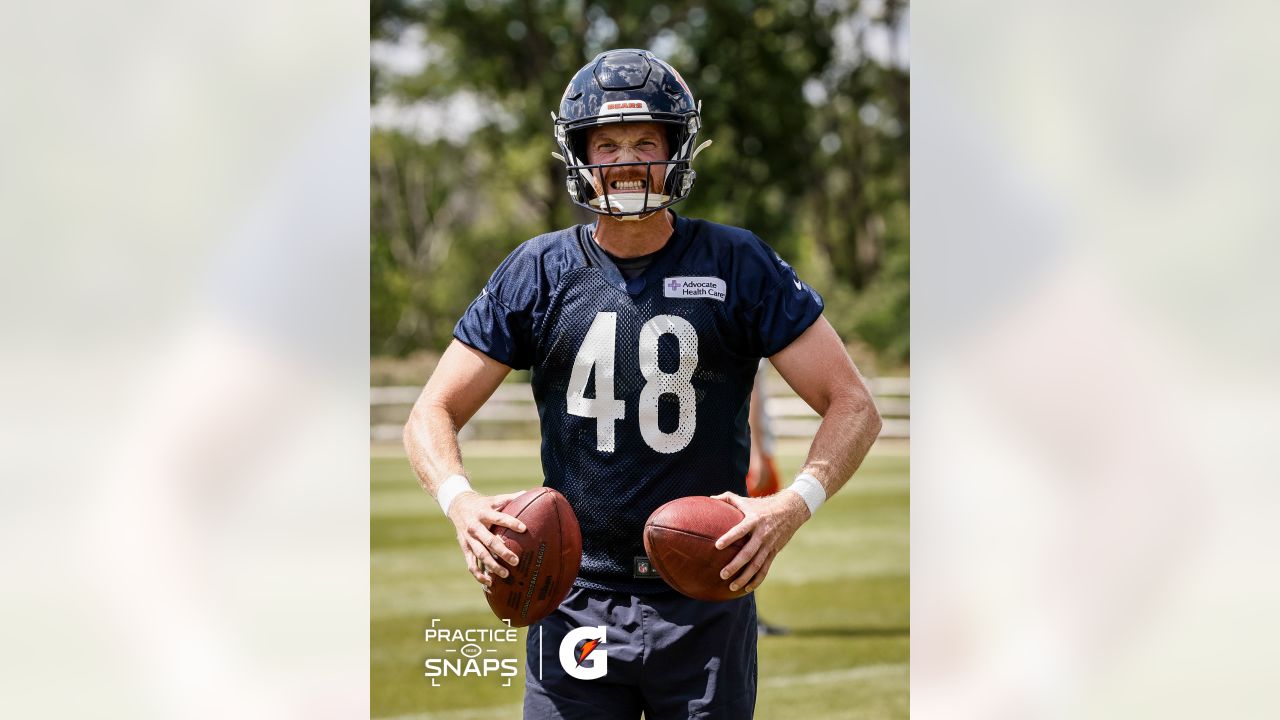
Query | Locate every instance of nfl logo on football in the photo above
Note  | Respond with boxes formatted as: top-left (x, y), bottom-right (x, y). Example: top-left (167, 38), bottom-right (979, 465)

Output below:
top-left (422, 618), bottom-right (521, 687)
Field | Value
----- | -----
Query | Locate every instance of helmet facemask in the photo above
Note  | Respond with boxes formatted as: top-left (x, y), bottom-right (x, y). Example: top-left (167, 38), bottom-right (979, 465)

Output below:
top-left (570, 155), bottom-right (686, 222)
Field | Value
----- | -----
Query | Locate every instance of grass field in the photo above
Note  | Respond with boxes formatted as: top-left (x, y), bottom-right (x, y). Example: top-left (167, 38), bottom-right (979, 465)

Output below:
top-left (372, 445), bottom-right (908, 719)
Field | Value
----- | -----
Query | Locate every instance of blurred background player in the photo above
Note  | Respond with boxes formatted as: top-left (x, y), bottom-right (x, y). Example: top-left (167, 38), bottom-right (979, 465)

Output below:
top-left (746, 360), bottom-right (781, 499)
top-left (746, 360), bottom-right (790, 637)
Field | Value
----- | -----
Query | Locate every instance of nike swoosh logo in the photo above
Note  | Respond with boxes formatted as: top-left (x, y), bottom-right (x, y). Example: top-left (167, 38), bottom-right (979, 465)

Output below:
top-left (793, 279), bottom-right (803, 290)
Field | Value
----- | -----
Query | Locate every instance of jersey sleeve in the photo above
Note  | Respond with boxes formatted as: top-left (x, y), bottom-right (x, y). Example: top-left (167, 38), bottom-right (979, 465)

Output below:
top-left (453, 246), bottom-right (542, 370)
top-left (737, 237), bottom-right (825, 357)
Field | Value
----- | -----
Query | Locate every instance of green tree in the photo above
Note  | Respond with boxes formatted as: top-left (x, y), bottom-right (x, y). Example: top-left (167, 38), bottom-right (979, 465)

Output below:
top-left (372, 1), bottom-right (909, 367)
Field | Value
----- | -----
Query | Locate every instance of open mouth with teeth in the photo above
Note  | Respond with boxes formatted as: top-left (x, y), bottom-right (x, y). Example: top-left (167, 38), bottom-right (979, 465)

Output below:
top-left (609, 178), bottom-right (650, 191)
top-left (589, 180), bottom-right (672, 213)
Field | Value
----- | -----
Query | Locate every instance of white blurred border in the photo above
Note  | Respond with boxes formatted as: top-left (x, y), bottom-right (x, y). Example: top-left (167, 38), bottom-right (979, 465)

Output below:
top-left (915, 1), bottom-right (1280, 718)
top-left (0, 2), bottom-right (369, 717)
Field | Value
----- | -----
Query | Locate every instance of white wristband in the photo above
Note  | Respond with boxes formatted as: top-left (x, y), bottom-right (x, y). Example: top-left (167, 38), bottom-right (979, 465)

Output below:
top-left (786, 473), bottom-right (826, 517)
top-left (437, 474), bottom-right (474, 517)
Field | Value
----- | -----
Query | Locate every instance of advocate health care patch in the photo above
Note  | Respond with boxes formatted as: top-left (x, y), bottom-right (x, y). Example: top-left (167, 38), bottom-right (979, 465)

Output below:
top-left (663, 276), bottom-right (726, 301)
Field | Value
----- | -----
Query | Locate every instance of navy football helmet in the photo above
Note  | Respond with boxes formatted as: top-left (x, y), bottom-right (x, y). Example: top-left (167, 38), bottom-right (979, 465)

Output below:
top-left (552, 49), bottom-right (712, 219)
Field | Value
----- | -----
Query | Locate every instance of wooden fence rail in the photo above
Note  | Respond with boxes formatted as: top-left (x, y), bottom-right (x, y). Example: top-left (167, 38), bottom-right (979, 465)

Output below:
top-left (371, 376), bottom-right (909, 443)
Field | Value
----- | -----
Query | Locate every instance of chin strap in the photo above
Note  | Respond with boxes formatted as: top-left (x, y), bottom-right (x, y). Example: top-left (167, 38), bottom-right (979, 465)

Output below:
top-left (690, 139), bottom-right (713, 162)
top-left (589, 192), bottom-right (672, 217)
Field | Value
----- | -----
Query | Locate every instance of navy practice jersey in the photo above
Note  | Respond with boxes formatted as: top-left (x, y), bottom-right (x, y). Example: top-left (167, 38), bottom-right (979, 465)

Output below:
top-left (455, 213), bottom-right (824, 593)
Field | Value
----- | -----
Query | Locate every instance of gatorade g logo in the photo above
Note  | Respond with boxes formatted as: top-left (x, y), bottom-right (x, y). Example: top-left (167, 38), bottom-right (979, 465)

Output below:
top-left (558, 626), bottom-right (608, 680)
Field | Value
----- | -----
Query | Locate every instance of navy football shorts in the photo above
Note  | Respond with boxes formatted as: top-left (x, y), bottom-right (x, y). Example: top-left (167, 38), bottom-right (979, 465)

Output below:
top-left (524, 587), bottom-right (758, 719)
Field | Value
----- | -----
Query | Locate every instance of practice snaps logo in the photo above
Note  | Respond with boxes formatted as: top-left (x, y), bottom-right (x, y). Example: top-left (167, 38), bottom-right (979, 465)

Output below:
top-left (423, 618), bottom-right (521, 687)
top-left (558, 625), bottom-right (608, 680)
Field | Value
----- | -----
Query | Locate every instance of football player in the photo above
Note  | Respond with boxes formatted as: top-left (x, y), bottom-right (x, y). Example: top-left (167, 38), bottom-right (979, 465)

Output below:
top-left (746, 362), bottom-right (782, 499)
top-left (404, 49), bottom-right (883, 719)
top-left (745, 362), bottom-right (791, 637)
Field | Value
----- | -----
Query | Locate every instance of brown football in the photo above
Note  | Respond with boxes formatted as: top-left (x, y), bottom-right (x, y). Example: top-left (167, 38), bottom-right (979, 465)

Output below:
top-left (643, 496), bottom-right (749, 602)
top-left (485, 487), bottom-right (582, 627)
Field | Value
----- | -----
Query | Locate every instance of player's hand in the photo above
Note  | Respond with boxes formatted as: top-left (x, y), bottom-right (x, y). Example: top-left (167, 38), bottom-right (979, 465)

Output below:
top-left (447, 490), bottom-right (527, 589)
top-left (711, 490), bottom-right (811, 593)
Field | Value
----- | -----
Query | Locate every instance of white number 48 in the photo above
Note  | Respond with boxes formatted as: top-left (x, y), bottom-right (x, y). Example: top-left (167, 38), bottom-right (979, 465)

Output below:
top-left (566, 312), bottom-right (698, 454)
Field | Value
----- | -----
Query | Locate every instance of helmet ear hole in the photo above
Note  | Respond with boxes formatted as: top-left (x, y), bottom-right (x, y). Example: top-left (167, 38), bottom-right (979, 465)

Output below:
top-left (567, 130), bottom-right (589, 164)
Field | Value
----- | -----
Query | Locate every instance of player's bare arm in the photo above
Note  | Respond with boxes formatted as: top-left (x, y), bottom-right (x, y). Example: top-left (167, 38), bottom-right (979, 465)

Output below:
top-left (714, 315), bottom-right (883, 591)
top-left (403, 339), bottom-right (529, 588)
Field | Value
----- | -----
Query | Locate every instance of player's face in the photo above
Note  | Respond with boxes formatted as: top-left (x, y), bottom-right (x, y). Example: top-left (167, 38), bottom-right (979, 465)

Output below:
top-left (584, 122), bottom-right (670, 197)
